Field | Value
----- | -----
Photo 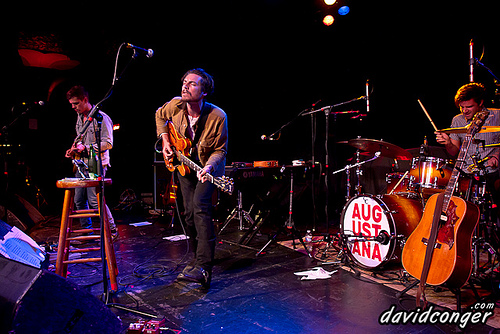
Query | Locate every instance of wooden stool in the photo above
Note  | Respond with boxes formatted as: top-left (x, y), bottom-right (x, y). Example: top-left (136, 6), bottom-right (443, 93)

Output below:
top-left (55, 178), bottom-right (118, 291)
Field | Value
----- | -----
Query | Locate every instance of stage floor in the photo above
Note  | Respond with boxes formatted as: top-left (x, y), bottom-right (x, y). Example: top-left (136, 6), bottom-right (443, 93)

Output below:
top-left (29, 210), bottom-right (500, 334)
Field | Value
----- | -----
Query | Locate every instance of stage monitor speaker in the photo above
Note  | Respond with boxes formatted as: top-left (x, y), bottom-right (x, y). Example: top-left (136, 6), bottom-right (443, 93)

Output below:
top-left (0, 257), bottom-right (122, 334)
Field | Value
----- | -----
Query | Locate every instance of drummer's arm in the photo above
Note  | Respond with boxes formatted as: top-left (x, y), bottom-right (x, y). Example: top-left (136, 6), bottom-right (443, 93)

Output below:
top-left (435, 132), bottom-right (461, 157)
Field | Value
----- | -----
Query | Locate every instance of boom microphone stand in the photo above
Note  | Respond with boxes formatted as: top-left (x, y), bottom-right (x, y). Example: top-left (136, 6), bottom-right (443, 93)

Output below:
top-left (302, 95), bottom-right (365, 242)
top-left (75, 42), bottom-right (156, 318)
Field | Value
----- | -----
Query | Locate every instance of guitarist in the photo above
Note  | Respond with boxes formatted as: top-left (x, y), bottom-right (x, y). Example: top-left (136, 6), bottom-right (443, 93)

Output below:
top-left (436, 82), bottom-right (500, 227)
top-left (64, 86), bottom-right (117, 238)
top-left (155, 68), bottom-right (228, 289)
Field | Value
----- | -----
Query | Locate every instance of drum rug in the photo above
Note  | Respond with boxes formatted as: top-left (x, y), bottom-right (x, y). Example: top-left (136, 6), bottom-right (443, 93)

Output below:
top-left (278, 237), bottom-right (500, 329)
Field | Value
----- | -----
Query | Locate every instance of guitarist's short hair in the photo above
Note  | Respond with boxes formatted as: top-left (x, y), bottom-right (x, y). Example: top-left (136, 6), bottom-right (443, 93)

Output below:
top-left (454, 82), bottom-right (486, 108)
top-left (182, 68), bottom-right (214, 96)
top-left (66, 85), bottom-right (89, 101)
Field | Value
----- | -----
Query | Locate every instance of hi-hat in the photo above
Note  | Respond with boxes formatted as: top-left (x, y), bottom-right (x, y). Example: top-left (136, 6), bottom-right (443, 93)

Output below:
top-left (346, 138), bottom-right (413, 160)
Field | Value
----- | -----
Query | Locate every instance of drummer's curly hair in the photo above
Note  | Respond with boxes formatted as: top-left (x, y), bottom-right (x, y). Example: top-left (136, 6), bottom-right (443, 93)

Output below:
top-left (454, 82), bottom-right (486, 108)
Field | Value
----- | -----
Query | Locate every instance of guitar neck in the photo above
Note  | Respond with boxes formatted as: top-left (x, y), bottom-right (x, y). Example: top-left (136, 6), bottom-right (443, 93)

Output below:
top-left (177, 151), bottom-right (214, 183)
top-left (443, 134), bottom-right (473, 211)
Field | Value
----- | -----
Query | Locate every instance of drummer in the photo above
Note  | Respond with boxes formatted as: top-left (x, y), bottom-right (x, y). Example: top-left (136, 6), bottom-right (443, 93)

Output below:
top-left (436, 83), bottom-right (500, 174)
top-left (435, 82), bottom-right (500, 206)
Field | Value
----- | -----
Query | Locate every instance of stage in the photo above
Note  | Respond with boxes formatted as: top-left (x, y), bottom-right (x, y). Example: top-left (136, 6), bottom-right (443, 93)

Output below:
top-left (23, 208), bottom-right (499, 333)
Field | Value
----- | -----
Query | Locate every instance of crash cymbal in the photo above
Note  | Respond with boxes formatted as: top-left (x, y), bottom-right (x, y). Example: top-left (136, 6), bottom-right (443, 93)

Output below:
top-left (347, 138), bottom-right (413, 160)
top-left (437, 125), bottom-right (500, 134)
top-left (485, 143), bottom-right (500, 148)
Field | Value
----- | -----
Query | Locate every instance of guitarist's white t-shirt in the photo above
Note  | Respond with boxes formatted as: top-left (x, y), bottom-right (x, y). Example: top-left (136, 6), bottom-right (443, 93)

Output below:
top-left (187, 114), bottom-right (199, 140)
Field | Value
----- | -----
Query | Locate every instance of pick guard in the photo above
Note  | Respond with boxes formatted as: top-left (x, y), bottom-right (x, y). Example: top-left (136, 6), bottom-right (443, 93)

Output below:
top-left (437, 199), bottom-right (459, 249)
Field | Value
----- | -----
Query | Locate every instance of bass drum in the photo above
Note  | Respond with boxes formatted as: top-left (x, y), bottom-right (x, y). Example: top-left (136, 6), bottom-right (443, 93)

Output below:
top-left (340, 194), bottom-right (423, 269)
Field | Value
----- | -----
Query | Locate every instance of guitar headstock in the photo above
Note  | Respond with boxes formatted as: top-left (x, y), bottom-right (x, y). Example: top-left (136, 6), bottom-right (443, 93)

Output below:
top-left (214, 175), bottom-right (234, 195)
top-left (467, 110), bottom-right (489, 136)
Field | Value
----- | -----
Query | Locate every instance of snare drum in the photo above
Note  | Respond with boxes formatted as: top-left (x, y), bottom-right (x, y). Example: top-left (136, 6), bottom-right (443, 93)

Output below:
top-left (340, 194), bottom-right (422, 269)
top-left (409, 157), bottom-right (453, 191)
top-left (386, 172), bottom-right (418, 199)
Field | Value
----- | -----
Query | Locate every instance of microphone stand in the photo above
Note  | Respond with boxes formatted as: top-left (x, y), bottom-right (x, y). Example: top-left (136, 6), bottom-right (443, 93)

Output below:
top-left (302, 96), bottom-right (365, 248)
top-left (74, 42), bottom-right (156, 319)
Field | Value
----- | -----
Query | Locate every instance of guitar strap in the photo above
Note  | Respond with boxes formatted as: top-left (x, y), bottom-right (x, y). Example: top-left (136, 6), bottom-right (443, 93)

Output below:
top-left (416, 192), bottom-right (445, 309)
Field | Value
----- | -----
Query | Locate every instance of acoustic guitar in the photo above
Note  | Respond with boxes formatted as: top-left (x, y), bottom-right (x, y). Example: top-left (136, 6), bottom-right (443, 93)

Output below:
top-left (402, 110), bottom-right (488, 302)
top-left (163, 120), bottom-right (234, 195)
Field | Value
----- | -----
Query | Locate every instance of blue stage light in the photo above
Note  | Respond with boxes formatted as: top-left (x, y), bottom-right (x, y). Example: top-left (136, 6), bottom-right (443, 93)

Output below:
top-left (338, 6), bottom-right (350, 15)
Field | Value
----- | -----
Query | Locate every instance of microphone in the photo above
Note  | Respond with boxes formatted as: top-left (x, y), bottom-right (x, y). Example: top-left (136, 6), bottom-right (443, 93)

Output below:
top-left (261, 134), bottom-right (276, 141)
top-left (22, 101), bottom-right (45, 106)
top-left (374, 231), bottom-right (391, 245)
top-left (365, 79), bottom-right (370, 113)
top-left (12, 100), bottom-right (45, 112)
top-left (126, 43), bottom-right (154, 58)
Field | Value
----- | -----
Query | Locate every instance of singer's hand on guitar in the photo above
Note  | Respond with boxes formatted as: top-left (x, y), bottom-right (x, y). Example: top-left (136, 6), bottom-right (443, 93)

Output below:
top-left (161, 133), bottom-right (174, 159)
top-left (197, 165), bottom-right (213, 183)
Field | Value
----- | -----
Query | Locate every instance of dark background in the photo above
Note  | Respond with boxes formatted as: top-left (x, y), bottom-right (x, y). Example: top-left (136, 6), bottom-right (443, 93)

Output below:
top-left (3, 1), bottom-right (500, 226)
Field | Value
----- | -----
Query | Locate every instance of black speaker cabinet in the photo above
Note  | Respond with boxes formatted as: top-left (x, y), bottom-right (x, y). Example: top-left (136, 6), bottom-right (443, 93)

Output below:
top-left (0, 257), bottom-right (122, 334)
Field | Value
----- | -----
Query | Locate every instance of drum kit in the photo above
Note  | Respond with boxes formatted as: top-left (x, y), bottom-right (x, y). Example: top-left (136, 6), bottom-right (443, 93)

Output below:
top-left (337, 136), bottom-right (499, 272)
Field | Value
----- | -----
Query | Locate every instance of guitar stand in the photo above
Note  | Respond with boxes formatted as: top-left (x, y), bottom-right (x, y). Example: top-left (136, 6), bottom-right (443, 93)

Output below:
top-left (396, 279), bottom-right (481, 312)
top-left (256, 168), bottom-right (312, 258)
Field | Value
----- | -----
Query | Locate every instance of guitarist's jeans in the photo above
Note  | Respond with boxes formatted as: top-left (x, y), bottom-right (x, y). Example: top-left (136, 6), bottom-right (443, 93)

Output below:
top-left (178, 171), bottom-right (217, 272)
top-left (74, 167), bottom-right (116, 232)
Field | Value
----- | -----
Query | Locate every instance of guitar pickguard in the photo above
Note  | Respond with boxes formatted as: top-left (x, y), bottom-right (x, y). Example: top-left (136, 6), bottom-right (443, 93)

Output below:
top-left (437, 199), bottom-right (459, 249)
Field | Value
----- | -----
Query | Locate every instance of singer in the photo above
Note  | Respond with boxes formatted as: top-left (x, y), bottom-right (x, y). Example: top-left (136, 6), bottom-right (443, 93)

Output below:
top-left (64, 85), bottom-right (117, 238)
top-left (155, 68), bottom-right (228, 289)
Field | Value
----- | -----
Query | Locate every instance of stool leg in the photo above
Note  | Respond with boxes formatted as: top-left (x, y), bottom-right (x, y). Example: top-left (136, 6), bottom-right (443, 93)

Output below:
top-left (56, 189), bottom-right (74, 277)
top-left (99, 194), bottom-right (119, 292)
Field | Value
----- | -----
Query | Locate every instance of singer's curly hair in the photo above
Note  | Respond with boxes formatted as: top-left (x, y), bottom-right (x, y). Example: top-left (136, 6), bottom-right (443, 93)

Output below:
top-left (182, 68), bottom-right (214, 96)
top-left (66, 85), bottom-right (89, 101)
top-left (454, 82), bottom-right (486, 108)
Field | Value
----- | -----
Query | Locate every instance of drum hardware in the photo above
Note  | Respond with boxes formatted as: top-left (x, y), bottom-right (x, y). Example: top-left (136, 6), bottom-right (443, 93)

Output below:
top-left (219, 190), bottom-right (256, 234)
top-left (332, 151), bottom-right (381, 201)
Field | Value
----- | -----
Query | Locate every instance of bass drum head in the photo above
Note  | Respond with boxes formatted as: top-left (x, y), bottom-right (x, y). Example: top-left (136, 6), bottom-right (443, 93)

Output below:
top-left (340, 195), bottom-right (422, 269)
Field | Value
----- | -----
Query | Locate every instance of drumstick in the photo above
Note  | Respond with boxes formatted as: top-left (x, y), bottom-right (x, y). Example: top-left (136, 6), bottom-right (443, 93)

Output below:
top-left (388, 171), bottom-right (409, 195)
top-left (418, 99), bottom-right (439, 132)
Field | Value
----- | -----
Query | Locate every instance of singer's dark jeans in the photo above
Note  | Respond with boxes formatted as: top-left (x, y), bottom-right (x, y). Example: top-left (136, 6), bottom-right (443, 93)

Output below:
top-left (177, 170), bottom-right (216, 272)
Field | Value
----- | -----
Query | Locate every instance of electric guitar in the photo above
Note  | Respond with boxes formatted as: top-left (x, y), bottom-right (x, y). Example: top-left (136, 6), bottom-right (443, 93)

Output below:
top-left (163, 120), bottom-right (234, 195)
top-left (401, 110), bottom-right (488, 303)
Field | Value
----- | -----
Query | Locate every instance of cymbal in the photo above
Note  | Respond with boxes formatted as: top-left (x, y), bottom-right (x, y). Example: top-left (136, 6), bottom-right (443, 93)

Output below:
top-left (347, 138), bottom-right (413, 160)
top-left (406, 146), bottom-right (454, 159)
top-left (437, 125), bottom-right (500, 134)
